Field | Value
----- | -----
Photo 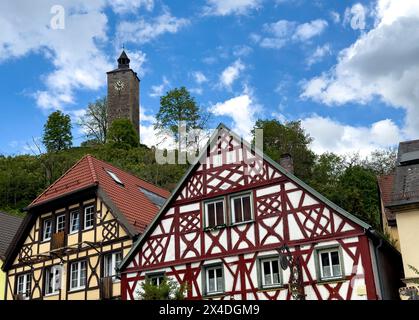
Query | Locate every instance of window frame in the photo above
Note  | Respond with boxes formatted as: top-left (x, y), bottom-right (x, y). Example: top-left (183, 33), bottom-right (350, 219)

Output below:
top-left (16, 272), bottom-right (32, 300)
top-left (258, 256), bottom-right (283, 289)
top-left (69, 260), bottom-right (87, 291)
top-left (203, 198), bottom-right (226, 229)
top-left (69, 210), bottom-right (80, 234)
top-left (56, 214), bottom-right (66, 233)
top-left (103, 251), bottom-right (122, 282)
top-left (83, 205), bottom-right (95, 230)
top-left (315, 246), bottom-right (345, 282)
top-left (42, 218), bottom-right (53, 241)
top-left (44, 265), bottom-right (62, 296)
top-left (229, 192), bottom-right (254, 225)
top-left (203, 264), bottom-right (225, 296)
top-left (145, 272), bottom-right (166, 287)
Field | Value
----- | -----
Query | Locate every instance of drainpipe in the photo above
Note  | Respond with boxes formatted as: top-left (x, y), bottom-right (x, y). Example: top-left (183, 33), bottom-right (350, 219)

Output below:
top-left (370, 229), bottom-right (384, 300)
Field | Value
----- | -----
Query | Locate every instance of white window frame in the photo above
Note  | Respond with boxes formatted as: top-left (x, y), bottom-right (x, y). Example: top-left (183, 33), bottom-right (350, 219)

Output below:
top-left (205, 265), bottom-right (224, 295)
top-left (69, 261), bottom-right (87, 291)
top-left (70, 210), bottom-right (80, 234)
top-left (230, 193), bottom-right (253, 224)
top-left (45, 265), bottom-right (62, 296)
top-left (16, 273), bottom-right (31, 299)
top-left (103, 252), bottom-right (122, 282)
top-left (318, 248), bottom-right (343, 281)
top-left (84, 205), bottom-right (95, 230)
top-left (56, 214), bottom-right (66, 233)
top-left (260, 257), bottom-right (281, 288)
top-left (147, 273), bottom-right (165, 286)
top-left (204, 199), bottom-right (225, 228)
top-left (43, 219), bottom-right (52, 241)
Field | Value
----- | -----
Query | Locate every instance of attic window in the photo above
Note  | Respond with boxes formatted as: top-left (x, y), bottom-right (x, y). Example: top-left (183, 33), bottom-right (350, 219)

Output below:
top-left (106, 170), bottom-right (124, 186)
top-left (140, 187), bottom-right (166, 208)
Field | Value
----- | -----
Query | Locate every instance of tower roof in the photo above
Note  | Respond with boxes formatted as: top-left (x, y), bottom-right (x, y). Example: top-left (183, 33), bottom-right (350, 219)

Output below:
top-left (118, 50), bottom-right (130, 69)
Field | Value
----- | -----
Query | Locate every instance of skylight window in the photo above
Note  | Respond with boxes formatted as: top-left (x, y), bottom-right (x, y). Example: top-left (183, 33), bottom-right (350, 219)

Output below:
top-left (106, 170), bottom-right (124, 186)
top-left (140, 187), bottom-right (166, 208)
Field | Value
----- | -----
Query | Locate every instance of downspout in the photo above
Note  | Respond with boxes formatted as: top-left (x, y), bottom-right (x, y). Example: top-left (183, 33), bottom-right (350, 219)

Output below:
top-left (370, 229), bottom-right (385, 300)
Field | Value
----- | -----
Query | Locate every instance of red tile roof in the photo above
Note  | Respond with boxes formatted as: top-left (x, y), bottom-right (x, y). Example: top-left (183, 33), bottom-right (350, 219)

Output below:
top-left (29, 155), bottom-right (170, 233)
top-left (377, 174), bottom-right (396, 223)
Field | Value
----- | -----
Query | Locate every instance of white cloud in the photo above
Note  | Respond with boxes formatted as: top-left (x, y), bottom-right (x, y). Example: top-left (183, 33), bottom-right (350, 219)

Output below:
top-left (149, 76), bottom-right (170, 98)
top-left (125, 50), bottom-right (147, 76)
top-left (117, 8), bottom-right (189, 45)
top-left (192, 71), bottom-right (208, 84)
top-left (109, 0), bottom-right (154, 14)
top-left (301, 115), bottom-right (402, 156)
top-left (203, 0), bottom-right (262, 16)
top-left (255, 19), bottom-right (328, 49)
top-left (301, 0), bottom-right (419, 138)
top-left (330, 11), bottom-right (341, 24)
top-left (210, 87), bottom-right (261, 139)
top-left (306, 44), bottom-right (332, 67)
top-left (219, 60), bottom-right (246, 89)
top-left (0, 1), bottom-right (111, 112)
top-left (344, 3), bottom-right (367, 30)
top-left (292, 19), bottom-right (329, 42)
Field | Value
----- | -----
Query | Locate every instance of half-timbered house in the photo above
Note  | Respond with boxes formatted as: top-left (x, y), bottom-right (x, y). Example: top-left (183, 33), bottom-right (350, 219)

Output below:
top-left (1, 155), bottom-right (169, 300)
top-left (119, 124), bottom-right (402, 300)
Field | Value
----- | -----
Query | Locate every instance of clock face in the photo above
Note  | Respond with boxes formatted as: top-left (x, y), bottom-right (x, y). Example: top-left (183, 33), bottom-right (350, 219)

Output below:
top-left (114, 80), bottom-right (125, 92)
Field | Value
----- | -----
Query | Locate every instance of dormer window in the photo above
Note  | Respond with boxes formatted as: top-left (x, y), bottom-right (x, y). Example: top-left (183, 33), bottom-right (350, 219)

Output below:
top-left (106, 170), bottom-right (124, 186)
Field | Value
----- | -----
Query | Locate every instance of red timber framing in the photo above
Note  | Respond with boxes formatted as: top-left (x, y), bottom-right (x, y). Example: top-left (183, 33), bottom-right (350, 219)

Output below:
top-left (120, 123), bottom-right (383, 300)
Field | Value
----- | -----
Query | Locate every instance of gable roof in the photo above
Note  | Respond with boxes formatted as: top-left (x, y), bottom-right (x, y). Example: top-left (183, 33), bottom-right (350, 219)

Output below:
top-left (0, 212), bottom-right (23, 261)
top-left (119, 123), bottom-right (373, 271)
top-left (377, 174), bottom-right (396, 225)
top-left (29, 155), bottom-right (170, 234)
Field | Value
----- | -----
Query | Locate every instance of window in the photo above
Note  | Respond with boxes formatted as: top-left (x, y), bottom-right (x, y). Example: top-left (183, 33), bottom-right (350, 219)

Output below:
top-left (16, 273), bottom-right (32, 299)
top-left (84, 206), bottom-right (95, 230)
top-left (56, 214), bottom-right (66, 233)
top-left (106, 170), bottom-right (124, 186)
top-left (231, 193), bottom-right (252, 224)
top-left (147, 273), bottom-right (165, 286)
top-left (70, 210), bottom-right (80, 233)
top-left (205, 199), bottom-right (225, 228)
top-left (70, 261), bottom-right (87, 291)
top-left (103, 252), bottom-right (122, 279)
top-left (318, 248), bottom-right (343, 280)
top-left (43, 219), bottom-right (52, 241)
top-left (260, 258), bottom-right (281, 288)
top-left (45, 266), bottom-right (62, 295)
top-left (205, 265), bottom-right (224, 295)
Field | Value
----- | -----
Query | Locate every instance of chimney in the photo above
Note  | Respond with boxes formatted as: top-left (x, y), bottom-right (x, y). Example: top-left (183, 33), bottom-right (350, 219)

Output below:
top-left (280, 153), bottom-right (294, 174)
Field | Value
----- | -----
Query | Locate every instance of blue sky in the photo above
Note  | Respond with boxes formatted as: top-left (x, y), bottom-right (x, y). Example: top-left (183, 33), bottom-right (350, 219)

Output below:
top-left (0, 0), bottom-right (418, 156)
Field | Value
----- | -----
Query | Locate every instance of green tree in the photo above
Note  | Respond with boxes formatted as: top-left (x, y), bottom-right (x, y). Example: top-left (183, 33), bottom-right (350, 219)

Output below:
top-left (79, 97), bottom-right (108, 144)
top-left (42, 110), bottom-right (73, 152)
top-left (252, 119), bottom-right (316, 180)
top-left (107, 119), bottom-right (139, 149)
top-left (138, 277), bottom-right (188, 300)
top-left (155, 87), bottom-right (207, 151)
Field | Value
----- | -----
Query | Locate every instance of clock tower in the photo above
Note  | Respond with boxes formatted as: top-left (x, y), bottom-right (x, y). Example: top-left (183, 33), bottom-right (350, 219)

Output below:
top-left (107, 51), bottom-right (140, 138)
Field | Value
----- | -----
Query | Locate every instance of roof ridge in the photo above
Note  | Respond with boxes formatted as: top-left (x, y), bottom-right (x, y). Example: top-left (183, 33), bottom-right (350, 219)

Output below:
top-left (29, 154), bottom-right (95, 207)
top-left (86, 154), bottom-right (99, 183)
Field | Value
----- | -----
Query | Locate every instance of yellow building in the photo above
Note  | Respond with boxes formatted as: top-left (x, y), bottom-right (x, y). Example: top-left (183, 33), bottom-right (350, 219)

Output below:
top-left (0, 211), bottom-right (23, 300)
top-left (384, 140), bottom-right (419, 288)
top-left (1, 155), bottom-right (169, 300)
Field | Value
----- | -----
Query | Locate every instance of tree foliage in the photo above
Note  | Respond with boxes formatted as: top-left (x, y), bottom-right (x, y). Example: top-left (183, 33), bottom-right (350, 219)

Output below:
top-left (138, 277), bottom-right (188, 300)
top-left (42, 110), bottom-right (73, 152)
top-left (155, 87), bottom-right (207, 150)
top-left (252, 119), bottom-right (316, 181)
top-left (79, 97), bottom-right (108, 144)
top-left (107, 119), bottom-right (139, 149)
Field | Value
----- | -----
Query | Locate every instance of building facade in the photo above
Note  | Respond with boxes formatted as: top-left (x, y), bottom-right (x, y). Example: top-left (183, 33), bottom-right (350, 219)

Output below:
top-left (119, 124), bottom-right (402, 300)
top-left (385, 140), bottom-right (419, 288)
top-left (0, 212), bottom-right (23, 300)
top-left (1, 155), bottom-right (168, 300)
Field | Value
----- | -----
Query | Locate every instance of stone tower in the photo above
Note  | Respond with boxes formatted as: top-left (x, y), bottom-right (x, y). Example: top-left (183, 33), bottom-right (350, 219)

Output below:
top-left (107, 51), bottom-right (140, 138)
